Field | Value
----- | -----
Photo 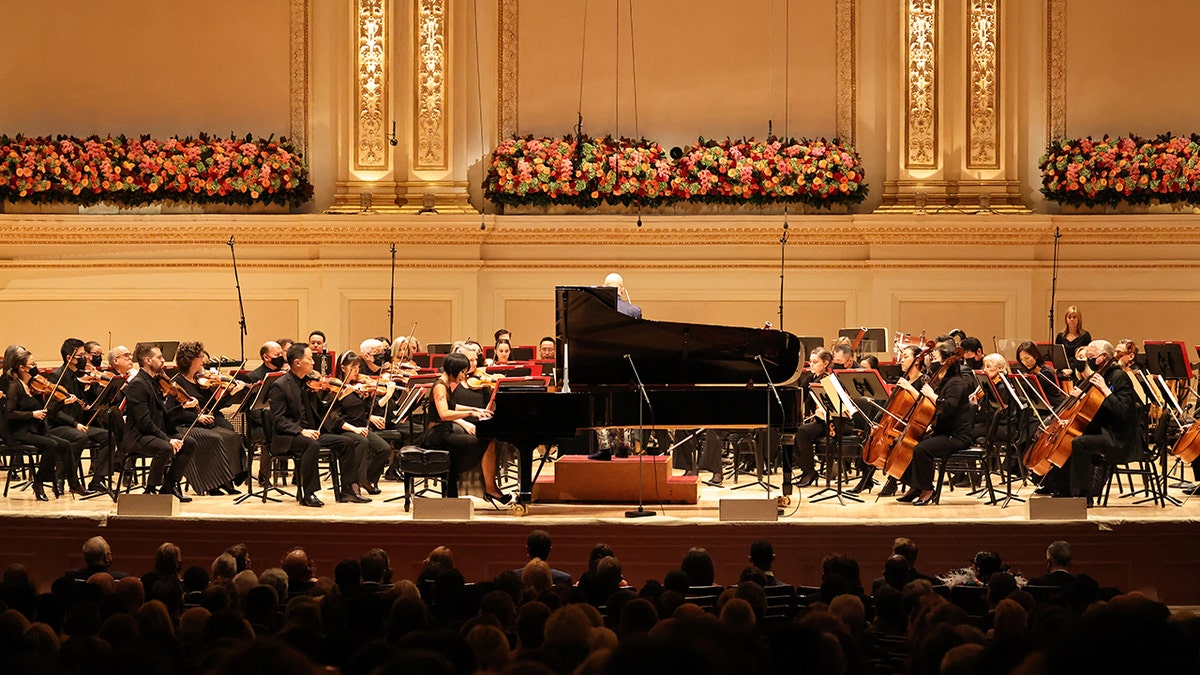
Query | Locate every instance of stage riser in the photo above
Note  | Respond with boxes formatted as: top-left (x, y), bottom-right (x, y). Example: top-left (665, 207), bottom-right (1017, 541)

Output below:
top-left (3, 516), bottom-right (1198, 605)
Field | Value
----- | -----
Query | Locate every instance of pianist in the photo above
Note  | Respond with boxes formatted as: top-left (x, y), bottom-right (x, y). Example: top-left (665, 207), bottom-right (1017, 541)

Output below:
top-left (426, 352), bottom-right (511, 507)
top-left (603, 273), bottom-right (642, 319)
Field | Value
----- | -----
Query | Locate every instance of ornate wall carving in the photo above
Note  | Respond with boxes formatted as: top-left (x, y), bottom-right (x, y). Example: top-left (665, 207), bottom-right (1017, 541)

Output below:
top-left (497, 0), bottom-right (519, 139)
top-left (289, 0), bottom-right (310, 157)
top-left (967, 0), bottom-right (999, 169)
top-left (415, 0), bottom-right (448, 170)
top-left (356, 0), bottom-right (388, 171)
top-left (1046, 0), bottom-right (1067, 141)
top-left (905, 0), bottom-right (938, 169)
top-left (836, 0), bottom-right (857, 145)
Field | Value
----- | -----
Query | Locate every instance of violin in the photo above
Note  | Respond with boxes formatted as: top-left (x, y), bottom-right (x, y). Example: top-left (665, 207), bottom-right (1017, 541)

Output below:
top-left (466, 368), bottom-right (502, 390)
top-left (196, 370), bottom-right (240, 389)
top-left (77, 370), bottom-right (115, 385)
top-left (156, 373), bottom-right (193, 405)
top-left (29, 374), bottom-right (75, 402)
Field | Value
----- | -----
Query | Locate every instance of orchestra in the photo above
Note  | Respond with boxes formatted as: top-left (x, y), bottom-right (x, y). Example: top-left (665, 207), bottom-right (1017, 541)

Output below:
top-left (4, 297), bottom-right (1195, 512)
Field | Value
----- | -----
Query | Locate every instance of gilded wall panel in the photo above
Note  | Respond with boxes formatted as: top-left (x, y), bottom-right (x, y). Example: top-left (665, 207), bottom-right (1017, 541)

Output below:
top-left (356, 0), bottom-right (389, 170)
top-left (415, 0), bottom-right (448, 170)
top-left (906, 0), bottom-right (938, 169)
top-left (967, 0), bottom-right (998, 169)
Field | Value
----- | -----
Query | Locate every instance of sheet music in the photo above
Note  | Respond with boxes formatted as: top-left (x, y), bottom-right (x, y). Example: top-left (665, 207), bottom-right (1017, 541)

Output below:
top-left (821, 374), bottom-right (859, 418)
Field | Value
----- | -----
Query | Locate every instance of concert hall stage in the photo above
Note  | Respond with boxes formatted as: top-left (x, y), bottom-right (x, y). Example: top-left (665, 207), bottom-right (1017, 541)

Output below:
top-left (3, 474), bottom-right (1199, 605)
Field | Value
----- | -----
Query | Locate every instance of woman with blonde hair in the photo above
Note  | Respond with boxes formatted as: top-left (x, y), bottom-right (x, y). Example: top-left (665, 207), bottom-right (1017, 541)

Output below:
top-left (1054, 305), bottom-right (1091, 383)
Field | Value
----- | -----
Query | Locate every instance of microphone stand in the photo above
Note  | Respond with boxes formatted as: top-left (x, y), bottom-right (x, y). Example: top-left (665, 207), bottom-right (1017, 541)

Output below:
top-left (778, 209), bottom-right (789, 330)
top-left (388, 243), bottom-right (397, 345)
top-left (227, 236), bottom-right (248, 363)
top-left (756, 355), bottom-right (785, 502)
top-left (624, 354), bottom-right (655, 518)
top-left (1048, 225), bottom-right (1060, 342)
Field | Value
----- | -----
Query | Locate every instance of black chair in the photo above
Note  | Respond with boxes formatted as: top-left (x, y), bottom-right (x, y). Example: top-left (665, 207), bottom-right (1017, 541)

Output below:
top-left (398, 446), bottom-right (451, 512)
top-left (1023, 584), bottom-right (1067, 606)
top-left (1102, 450), bottom-right (1165, 507)
top-left (934, 445), bottom-right (996, 504)
top-left (2, 437), bottom-right (39, 498)
top-left (683, 584), bottom-right (723, 613)
top-left (762, 584), bottom-right (797, 620)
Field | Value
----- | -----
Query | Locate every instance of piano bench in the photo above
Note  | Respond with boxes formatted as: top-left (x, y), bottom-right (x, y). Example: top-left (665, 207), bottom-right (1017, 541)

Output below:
top-left (399, 446), bottom-right (452, 512)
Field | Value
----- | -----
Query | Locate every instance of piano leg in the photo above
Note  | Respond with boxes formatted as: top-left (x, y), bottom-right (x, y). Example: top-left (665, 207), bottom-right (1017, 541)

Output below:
top-left (515, 440), bottom-right (537, 510)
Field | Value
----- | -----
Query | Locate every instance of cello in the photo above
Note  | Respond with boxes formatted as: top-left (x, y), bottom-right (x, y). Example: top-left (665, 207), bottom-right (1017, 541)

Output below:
top-left (1022, 371), bottom-right (1106, 476)
top-left (880, 349), bottom-right (963, 481)
top-left (862, 342), bottom-right (932, 469)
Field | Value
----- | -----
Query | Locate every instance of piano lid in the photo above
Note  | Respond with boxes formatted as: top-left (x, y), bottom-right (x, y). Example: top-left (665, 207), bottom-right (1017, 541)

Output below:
top-left (555, 286), bottom-right (803, 387)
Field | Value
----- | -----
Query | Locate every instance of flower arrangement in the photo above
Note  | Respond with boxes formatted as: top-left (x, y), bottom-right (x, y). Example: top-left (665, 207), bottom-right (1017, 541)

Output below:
top-left (484, 134), bottom-right (867, 208)
top-left (0, 134), bottom-right (313, 208)
top-left (1040, 133), bottom-right (1200, 207)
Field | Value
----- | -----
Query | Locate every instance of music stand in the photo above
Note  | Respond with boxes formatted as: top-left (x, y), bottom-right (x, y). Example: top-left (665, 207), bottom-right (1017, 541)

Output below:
top-left (1048, 344), bottom-right (1070, 372)
top-left (81, 375), bottom-right (127, 502)
top-left (806, 375), bottom-right (865, 504)
top-left (136, 341), bottom-right (180, 361)
top-left (1144, 341), bottom-right (1193, 381)
top-left (876, 363), bottom-right (903, 384)
top-left (231, 373), bottom-right (289, 504)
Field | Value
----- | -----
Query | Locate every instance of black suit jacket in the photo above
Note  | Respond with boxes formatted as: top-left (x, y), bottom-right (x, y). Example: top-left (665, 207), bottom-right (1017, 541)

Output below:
top-left (121, 371), bottom-right (176, 452)
top-left (1083, 365), bottom-right (1139, 463)
top-left (269, 372), bottom-right (321, 454)
top-left (1027, 569), bottom-right (1075, 588)
top-left (242, 364), bottom-right (279, 384)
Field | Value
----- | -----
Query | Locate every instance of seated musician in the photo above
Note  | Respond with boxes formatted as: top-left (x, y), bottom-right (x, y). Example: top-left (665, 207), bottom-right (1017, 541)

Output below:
top-left (121, 343), bottom-right (198, 503)
top-left (243, 341), bottom-right (286, 383)
top-left (324, 350), bottom-right (389, 500)
top-left (604, 273), bottom-right (642, 319)
top-left (831, 344), bottom-right (860, 370)
top-left (308, 330), bottom-right (335, 377)
top-left (166, 341), bottom-right (245, 496)
top-left (853, 345), bottom-right (926, 496)
top-left (491, 339), bottom-right (512, 366)
top-left (494, 328), bottom-right (511, 344)
top-left (1014, 341), bottom-right (1065, 409)
top-left (2, 347), bottom-right (84, 501)
top-left (267, 344), bottom-right (337, 508)
top-left (358, 338), bottom-right (393, 382)
top-left (538, 337), bottom-right (556, 361)
top-left (1035, 340), bottom-right (1138, 502)
top-left (960, 337), bottom-right (985, 371)
top-left (896, 341), bottom-right (976, 506)
top-left (792, 348), bottom-right (836, 489)
top-left (47, 338), bottom-right (113, 493)
top-left (425, 352), bottom-right (510, 506)
top-left (390, 336), bottom-right (419, 374)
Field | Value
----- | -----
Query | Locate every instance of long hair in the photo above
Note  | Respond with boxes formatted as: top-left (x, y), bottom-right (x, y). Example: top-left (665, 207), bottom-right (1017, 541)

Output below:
top-left (1063, 305), bottom-right (1084, 334)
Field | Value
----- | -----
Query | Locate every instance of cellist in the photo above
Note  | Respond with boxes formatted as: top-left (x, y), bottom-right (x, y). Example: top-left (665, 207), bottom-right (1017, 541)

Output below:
top-left (1035, 340), bottom-right (1138, 500)
top-left (852, 344), bottom-right (926, 495)
top-left (896, 341), bottom-right (976, 506)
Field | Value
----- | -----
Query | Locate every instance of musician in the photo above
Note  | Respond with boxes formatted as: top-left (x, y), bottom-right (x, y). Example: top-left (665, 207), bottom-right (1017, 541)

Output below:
top-left (791, 348), bottom-right (836, 488)
top-left (1114, 339), bottom-right (1138, 370)
top-left (267, 344), bottom-right (330, 508)
top-left (121, 343), bottom-right (197, 502)
top-left (491, 340), bottom-right (512, 366)
top-left (1039, 340), bottom-right (1138, 501)
top-left (166, 341), bottom-right (245, 496)
top-left (84, 340), bottom-right (105, 371)
top-left (2, 347), bottom-right (83, 500)
top-left (391, 336), bottom-right (418, 372)
top-left (852, 345), bottom-right (925, 495)
top-left (243, 341), bottom-right (286, 383)
top-left (832, 344), bottom-right (860, 370)
top-left (426, 352), bottom-right (510, 505)
top-left (538, 337), bottom-right (556, 361)
top-left (325, 350), bottom-right (389, 498)
top-left (494, 328), bottom-right (511, 344)
top-left (604, 273), bottom-right (642, 319)
top-left (308, 330), bottom-right (335, 377)
top-left (47, 338), bottom-right (112, 493)
top-left (896, 341), bottom-right (976, 506)
top-left (1015, 341), bottom-right (1065, 409)
top-left (109, 346), bottom-right (135, 377)
top-left (960, 337), bottom-right (985, 371)
top-left (1054, 306), bottom-right (1091, 382)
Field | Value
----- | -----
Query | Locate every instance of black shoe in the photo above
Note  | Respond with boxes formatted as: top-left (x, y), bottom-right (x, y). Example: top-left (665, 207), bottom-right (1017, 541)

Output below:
top-left (223, 484), bottom-right (242, 495)
top-left (55, 479), bottom-right (66, 496)
top-left (1183, 484), bottom-right (1200, 496)
top-left (299, 494), bottom-right (324, 508)
top-left (849, 475), bottom-right (876, 494)
top-left (167, 485), bottom-right (192, 503)
top-left (364, 482), bottom-right (382, 495)
top-left (796, 471), bottom-right (819, 488)
top-left (703, 473), bottom-right (724, 487)
top-left (951, 475), bottom-right (972, 488)
top-left (879, 477), bottom-right (899, 497)
top-left (207, 489), bottom-right (224, 496)
top-left (69, 485), bottom-right (95, 497)
top-left (383, 469), bottom-right (402, 482)
top-left (912, 495), bottom-right (936, 506)
top-left (482, 492), bottom-right (513, 509)
top-left (588, 449), bottom-right (612, 461)
top-left (88, 481), bottom-right (109, 493)
top-left (33, 482), bottom-right (49, 502)
top-left (896, 489), bottom-right (921, 503)
top-left (1034, 484), bottom-right (1056, 496)
top-left (338, 492), bottom-right (371, 504)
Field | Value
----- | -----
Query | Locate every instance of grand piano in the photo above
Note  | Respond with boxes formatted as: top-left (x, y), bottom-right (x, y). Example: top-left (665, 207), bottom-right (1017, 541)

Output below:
top-left (476, 286), bottom-right (805, 509)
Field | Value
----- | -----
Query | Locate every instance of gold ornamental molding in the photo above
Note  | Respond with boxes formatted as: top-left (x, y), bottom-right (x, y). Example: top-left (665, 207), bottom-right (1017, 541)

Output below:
top-left (497, 0), bottom-right (519, 139)
top-left (1046, 0), bottom-right (1066, 141)
top-left (355, 0), bottom-right (389, 171)
top-left (967, 0), bottom-right (999, 169)
top-left (836, 0), bottom-right (857, 145)
top-left (905, 0), bottom-right (938, 169)
top-left (289, 0), bottom-right (311, 157)
top-left (415, 0), bottom-right (448, 170)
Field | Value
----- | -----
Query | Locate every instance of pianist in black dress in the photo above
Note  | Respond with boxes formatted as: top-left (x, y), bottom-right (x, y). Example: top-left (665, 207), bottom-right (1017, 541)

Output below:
top-left (425, 352), bottom-right (510, 506)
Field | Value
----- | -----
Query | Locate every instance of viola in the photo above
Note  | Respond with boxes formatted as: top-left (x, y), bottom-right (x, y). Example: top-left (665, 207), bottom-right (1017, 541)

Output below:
top-left (156, 373), bottom-right (193, 405)
top-left (466, 368), bottom-right (502, 390)
top-left (29, 374), bottom-right (74, 402)
top-left (196, 370), bottom-right (239, 388)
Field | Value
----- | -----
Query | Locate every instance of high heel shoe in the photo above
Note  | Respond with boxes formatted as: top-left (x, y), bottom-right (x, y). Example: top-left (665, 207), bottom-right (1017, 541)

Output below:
top-left (878, 477), bottom-right (899, 497)
top-left (482, 491), bottom-right (513, 509)
top-left (896, 489), bottom-right (921, 503)
top-left (33, 482), bottom-right (49, 502)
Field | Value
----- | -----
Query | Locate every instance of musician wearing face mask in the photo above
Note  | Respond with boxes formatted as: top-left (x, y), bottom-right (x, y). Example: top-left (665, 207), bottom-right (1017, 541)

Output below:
top-left (166, 341), bottom-right (245, 496)
top-left (244, 341), bottom-right (286, 383)
top-left (323, 351), bottom-right (387, 501)
top-left (959, 337), bottom-right (985, 371)
top-left (121, 343), bottom-right (198, 503)
top-left (1014, 341), bottom-right (1065, 409)
top-left (3, 347), bottom-right (85, 501)
top-left (1035, 340), bottom-right (1138, 501)
top-left (895, 341), bottom-right (976, 506)
top-left (46, 338), bottom-right (112, 493)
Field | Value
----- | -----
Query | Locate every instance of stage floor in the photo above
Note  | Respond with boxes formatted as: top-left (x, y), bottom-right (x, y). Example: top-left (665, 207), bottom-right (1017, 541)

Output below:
top-left (3, 464), bottom-right (1199, 604)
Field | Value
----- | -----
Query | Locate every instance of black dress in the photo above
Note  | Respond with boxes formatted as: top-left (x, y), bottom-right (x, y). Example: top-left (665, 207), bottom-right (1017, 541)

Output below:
top-left (423, 380), bottom-right (488, 497)
top-left (166, 375), bottom-right (245, 494)
top-left (1055, 331), bottom-right (1092, 380)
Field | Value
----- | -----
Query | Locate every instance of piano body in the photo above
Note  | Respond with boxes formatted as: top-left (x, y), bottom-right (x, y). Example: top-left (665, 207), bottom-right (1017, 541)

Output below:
top-left (476, 286), bottom-right (805, 508)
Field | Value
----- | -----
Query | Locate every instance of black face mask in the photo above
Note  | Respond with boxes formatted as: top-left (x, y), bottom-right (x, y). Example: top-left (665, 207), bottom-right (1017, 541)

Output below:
top-left (91, 355), bottom-right (103, 369)
top-left (1087, 357), bottom-right (1104, 372)
top-left (28, 366), bottom-right (39, 378)
top-left (965, 357), bottom-right (983, 369)
top-left (75, 356), bottom-right (89, 370)
top-left (269, 355), bottom-right (286, 369)
top-left (373, 353), bottom-right (388, 366)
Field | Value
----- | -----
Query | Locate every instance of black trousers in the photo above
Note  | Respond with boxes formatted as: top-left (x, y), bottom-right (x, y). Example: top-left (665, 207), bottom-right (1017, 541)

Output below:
top-left (130, 435), bottom-right (197, 490)
top-left (49, 424), bottom-right (112, 484)
top-left (272, 435), bottom-right (322, 497)
top-left (13, 432), bottom-right (71, 484)
top-left (905, 434), bottom-right (970, 492)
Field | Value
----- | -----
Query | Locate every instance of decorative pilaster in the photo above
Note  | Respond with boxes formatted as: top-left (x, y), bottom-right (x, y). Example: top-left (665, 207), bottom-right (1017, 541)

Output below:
top-left (1046, 0), bottom-right (1066, 142)
top-left (289, 0), bottom-right (311, 157)
top-left (967, 0), bottom-right (998, 169)
top-left (356, 0), bottom-right (388, 171)
top-left (497, 0), bottom-right (519, 139)
top-left (905, 0), bottom-right (938, 170)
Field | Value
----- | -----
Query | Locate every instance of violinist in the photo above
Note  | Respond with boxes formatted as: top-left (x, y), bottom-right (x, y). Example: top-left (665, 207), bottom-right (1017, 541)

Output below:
top-left (538, 337), bottom-right (556, 361)
top-left (46, 338), bottom-right (112, 493)
top-left (390, 336), bottom-right (419, 374)
top-left (323, 350), bottom-right (387, 500)
top-left (84, 341), bottom-right (105, 371)
top-left (426, 352), bottom-right (510, 506)
top-left (1054, 306), bottom-right (1091, 383)
top-left (357, 338), bottom-right (391, 381)
top-left (121, 343), bottom-right (197, 502)
top-left (267, 344), bottom-right (328, 508)
top-left (2, 347), bottom-right (85, 500)
top-left (166, 341), bottom-right (244, 496)
top-left (791, 348), bottom-right (836, 488)
top-left (895, 341), bottom-right (976, 506)
top-left (1014, 341), bottom-right (1065, 409)
top-left (1036, 340), bottom-right (1138, 501)
top-left (960, 337), bottom-right (985, 371)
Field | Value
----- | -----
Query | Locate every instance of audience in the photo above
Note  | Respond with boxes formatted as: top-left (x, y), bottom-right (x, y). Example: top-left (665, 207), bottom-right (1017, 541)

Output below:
top-left (0, 534), bottom-right (1195, 675)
